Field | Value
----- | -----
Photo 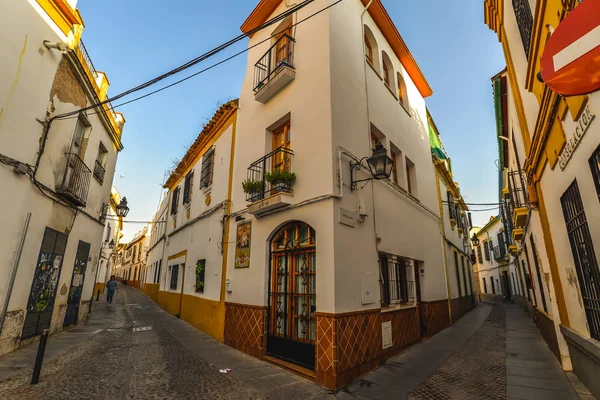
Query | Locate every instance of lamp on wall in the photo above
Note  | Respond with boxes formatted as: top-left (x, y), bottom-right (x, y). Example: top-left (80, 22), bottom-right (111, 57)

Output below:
top-left (350, 143), bottom-right (394, 191)
top-left (116, 197), bottom-right (130, 217)
top-left (471, 233), bottom-right (480, 247)
top-left (108, 239), bottom-right (115, 249)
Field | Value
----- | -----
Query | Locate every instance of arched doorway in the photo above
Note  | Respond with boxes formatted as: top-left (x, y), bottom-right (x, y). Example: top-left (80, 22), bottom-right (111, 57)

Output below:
top-left (267, 221), bottom-right (316, 369)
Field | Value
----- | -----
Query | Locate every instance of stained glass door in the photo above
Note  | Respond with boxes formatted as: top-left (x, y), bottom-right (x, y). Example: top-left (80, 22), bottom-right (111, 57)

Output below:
top-left (267, 222), bottom-right (316, 369)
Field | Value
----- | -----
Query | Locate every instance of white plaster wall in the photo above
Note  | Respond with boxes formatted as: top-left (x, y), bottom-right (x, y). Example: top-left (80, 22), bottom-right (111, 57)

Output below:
top-left (538, 93), bottom-right (600, 339)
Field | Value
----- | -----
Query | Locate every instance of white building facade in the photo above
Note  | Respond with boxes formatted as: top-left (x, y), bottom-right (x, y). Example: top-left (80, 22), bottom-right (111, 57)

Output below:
top-left (0, 0), bottom-right (125, 355)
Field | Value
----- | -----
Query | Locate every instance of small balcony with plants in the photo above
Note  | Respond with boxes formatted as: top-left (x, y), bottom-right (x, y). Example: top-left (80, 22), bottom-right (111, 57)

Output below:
top-left (508, 170), bottom-right (529, 228)
top-left (243, 147), bottom-right (295, 217)
top-left (253, 34), bottom-right (296, 104)
top-left (57, 152), bottom-right (92, 207)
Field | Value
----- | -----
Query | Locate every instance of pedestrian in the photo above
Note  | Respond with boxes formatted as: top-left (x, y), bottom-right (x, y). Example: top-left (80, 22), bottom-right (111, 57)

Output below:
top-left (106, 275), bottom-right (118, 304)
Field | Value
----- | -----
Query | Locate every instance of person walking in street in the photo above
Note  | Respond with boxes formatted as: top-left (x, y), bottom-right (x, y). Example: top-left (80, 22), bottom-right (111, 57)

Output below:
top-left (106, 275), bottom-right (118, 305)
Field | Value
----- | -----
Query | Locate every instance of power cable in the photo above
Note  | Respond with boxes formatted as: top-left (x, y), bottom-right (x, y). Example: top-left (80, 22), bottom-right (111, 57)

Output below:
top-left (56, 0), bottom-right (344, 121)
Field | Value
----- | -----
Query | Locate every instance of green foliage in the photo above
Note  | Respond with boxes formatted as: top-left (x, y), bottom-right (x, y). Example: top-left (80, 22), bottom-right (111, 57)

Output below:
top-left (265, 170), bottom-right (296, 185)
top-left (241, 179), bottom-right (264, 194)
top-left (195, 261), bottom-right (205, 292)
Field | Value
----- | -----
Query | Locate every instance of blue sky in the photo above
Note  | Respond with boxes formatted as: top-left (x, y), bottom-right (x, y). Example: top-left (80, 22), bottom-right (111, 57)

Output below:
top-left (77, 0), bottom-right (506, 241)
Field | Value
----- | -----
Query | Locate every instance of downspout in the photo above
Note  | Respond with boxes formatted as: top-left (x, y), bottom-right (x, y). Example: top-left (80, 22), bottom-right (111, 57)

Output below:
top-left (435, 174), bottom-right (453, 325)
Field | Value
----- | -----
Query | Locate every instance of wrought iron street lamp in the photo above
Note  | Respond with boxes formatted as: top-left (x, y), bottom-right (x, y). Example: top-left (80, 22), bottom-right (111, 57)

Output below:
top-left (350, 143), bottom-right (394, 191)
top-left (471, 233), bottom-right (480, 247)
top-left (108, 239), bottom-right (115, 249)
top-left (116, 197), bottom-right (130, 218)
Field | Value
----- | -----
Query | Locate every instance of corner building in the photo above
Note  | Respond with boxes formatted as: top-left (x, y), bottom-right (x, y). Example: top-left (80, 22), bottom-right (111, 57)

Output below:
top-left (223, 0), bottom-right (449, 388)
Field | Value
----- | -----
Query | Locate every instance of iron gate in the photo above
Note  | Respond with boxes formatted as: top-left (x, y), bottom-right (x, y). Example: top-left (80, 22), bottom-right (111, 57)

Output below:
top-left (63, 241), bottom-right (91, 327)
top-left (267, 222), bottom-right (316, 370)
top-left (22, 228), bottom-right (68, 339)
top-left (561, 180), bottom-right (600, 340)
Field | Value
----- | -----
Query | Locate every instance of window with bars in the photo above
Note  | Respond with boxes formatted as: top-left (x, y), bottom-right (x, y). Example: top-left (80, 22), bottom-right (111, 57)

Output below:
top-left (171, 187), bottom-right (180, 215)
top-left (484, 240), bottom-right (491, 261)
top-left (379, 254), bottom-right (415, 306)
top-left (170, 265), bottom-right (179, 290)
top-left (512, 0), bottom-right (534, 57)
top-left (589, 145), bottom-right (600, 202)
top-left (183, 171), bottom-right (194, 205)
top-left (200, 147), bottom-right (215, 189)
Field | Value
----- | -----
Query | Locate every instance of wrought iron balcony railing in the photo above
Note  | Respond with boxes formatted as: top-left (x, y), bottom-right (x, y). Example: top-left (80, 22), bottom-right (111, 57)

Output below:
top-left (245, 147), bottom-right (294, 202)
top-left (253, 34), bottom-right (295, 92)
top-left (508, 169), bottom-right (528, 209)
top-left (57, 153), bottom-right (92, 207)
top-left (493, 244), bottom-right (506, 261)
top-left (93, 160), bottom-right (106, 184)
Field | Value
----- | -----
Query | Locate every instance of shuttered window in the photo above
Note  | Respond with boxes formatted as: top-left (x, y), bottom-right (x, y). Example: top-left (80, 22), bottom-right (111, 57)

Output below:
top-left (183, 171), bottom-right (193, 205)
top-left (170, 265), bottom-right (179, 290)
top-left (477, 245), bottom-right (483, 264)
top-left (200, 147), bottom-right (215, 189)
top-left (484, 240), bottom-right (491, 261)
top-left (171, 187), bottom-right (180, 215)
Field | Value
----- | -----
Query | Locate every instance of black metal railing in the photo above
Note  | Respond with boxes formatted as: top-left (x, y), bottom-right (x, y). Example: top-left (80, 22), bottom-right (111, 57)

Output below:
top-left (78, 40), bottom-right (118, 121)
top-left (57, 153), bottom-right (92, 207)
top-left (512, 0), bottom-right (534, 57)
top-left (245, 147), bottom-right (294, 202)
top-left (508, 169), bottom-right (528, 209)
top-left (253, 34), bottom-right (295, 92)
top-left (93, 160), bottom-right (106, 184)
top-left (493, 245), bottom-right (506, 261)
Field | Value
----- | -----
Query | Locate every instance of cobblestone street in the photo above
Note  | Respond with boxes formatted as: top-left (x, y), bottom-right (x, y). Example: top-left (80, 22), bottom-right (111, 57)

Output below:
top-left (0, 286), bottom-right (594, 400)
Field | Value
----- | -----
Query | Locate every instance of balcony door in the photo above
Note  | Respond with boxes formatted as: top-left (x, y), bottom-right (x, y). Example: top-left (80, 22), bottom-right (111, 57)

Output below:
top-left (64, 241), bottom-right (91, 327)
top-left (267, 221), bottom-right (316, 370)
top-left (274, 24), bottom-right (293, 66)
top-left (272, 122), bottom-right (291, 171)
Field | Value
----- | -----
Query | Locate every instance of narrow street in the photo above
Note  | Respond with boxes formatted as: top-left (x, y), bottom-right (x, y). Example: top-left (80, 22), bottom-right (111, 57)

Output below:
top-left (0, 285), bottom-right (593, 400)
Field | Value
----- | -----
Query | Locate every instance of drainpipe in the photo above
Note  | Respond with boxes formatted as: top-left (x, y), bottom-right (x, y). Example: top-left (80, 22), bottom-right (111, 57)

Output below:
top-left (0, 213), bottom-right (31, 335)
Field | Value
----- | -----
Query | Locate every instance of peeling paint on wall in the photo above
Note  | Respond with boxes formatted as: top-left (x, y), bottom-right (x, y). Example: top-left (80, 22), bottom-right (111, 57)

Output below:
top-left (50, 58), bottom-right (86, 108)
top-left (0, 35), bottom-right (28, 130)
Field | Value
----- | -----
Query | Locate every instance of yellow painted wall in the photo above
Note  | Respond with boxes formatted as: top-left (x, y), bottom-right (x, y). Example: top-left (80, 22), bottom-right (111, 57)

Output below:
top-left (158, 291), bottom-right (181, 317)
top-left (94, 282), bottom-right (105, 295)
top-left (143, 283), bottom-right (160, 304)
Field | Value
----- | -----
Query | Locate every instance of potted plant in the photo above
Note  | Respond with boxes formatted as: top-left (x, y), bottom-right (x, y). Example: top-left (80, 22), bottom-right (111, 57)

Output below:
top-left (242, 179), bottom-right (264, 202)
top-left (265, 169), bottom-right (296, 192)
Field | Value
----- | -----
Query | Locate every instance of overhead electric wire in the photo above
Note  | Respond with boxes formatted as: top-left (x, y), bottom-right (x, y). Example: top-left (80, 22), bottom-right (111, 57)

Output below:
top-left (56, 0), bottom-right (345, 121)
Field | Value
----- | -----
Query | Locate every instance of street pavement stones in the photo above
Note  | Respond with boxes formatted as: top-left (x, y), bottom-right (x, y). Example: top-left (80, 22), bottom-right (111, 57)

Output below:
top-left (0, 286), bottom-right (596, 399)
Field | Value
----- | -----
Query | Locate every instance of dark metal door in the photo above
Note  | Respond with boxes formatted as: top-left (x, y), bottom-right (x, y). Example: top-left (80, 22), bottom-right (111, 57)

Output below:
top-left (63, 241), bottom-right (91, 327)
top-left (561, 180), bottom-right (600, 340)
top-left (267, 222), bottom-right (316, 370)
top-left (22, 228), bottom-right (68, 339)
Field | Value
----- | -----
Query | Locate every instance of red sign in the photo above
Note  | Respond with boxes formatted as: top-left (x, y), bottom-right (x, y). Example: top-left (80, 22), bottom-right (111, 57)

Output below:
top-left (540, 1), bottom-right (600, 96)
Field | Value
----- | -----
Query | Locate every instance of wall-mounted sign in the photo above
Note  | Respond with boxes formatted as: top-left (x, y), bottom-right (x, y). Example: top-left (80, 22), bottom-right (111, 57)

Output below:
top-left (234, 222), bottom-right (251, 269)
top-left (382, 321), bottom-right (392, 349)
top-left (559, 104), bottom-right (595, 170)
top-left (338, 207), bottom-right (356, 227)
top-left (540, 1), bottom-right (600, 96)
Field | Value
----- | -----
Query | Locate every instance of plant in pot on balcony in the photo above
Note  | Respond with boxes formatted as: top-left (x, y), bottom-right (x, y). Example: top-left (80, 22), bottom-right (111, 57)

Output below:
top-left (242, 179), bottom-right (264, 202)
top-left (265, 169), bottom-right (296, 193)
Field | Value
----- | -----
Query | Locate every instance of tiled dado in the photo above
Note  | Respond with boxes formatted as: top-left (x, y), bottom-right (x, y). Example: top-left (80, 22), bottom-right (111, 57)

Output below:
top-left (316, 307), bottom-right (420, 388)
top-left (224, 302), bottom-right (266, 359)
top-left (450, 295), bottom-right (477, 323)
top-left (420, 300), bottom-right (451, 337)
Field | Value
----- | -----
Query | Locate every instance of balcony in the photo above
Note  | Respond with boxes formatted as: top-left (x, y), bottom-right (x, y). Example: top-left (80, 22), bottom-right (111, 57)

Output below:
top-left (493, 245), bottom-right (507, 261)
top-left (508, 170), bottom-right (529, 227)
top-left (244, 147), bottom-right (295, 217)
top-left (57, 153), bottom-right (92, 207)
top-left (253, 34), bottom-right (296, 104)
top-left (93, 160), bottom-right (106, 184)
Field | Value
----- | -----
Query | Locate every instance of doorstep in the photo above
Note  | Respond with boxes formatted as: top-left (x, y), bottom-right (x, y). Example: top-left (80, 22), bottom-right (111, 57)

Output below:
top-left (263, 355), bottom-right (316, 381)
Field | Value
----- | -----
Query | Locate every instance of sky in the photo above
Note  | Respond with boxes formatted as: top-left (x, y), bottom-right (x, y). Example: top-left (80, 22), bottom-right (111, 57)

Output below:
top-left (76, 0), bottom-right (506, 241)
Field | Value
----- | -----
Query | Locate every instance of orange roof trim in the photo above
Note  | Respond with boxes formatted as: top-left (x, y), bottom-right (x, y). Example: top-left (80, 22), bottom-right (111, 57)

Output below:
top-left (241, 0), bottom-right (433, 98)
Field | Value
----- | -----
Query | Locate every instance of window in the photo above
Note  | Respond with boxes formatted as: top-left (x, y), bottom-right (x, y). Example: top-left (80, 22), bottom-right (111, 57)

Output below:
top-left (463, 256), bottom-right (472, 295)
top-left (364, 33), bottom-right (373, 64)
top-left (484, 240), bottom-right (491, 261)
top-left (170, 265), bottom-right (179, 290)
top-left (183, 171), bottom-right (194, 205)
top-left (512, 273), bottom-right (518, 295)
top-left (406, 157), bottom-right (417, 196)
top-left (200, 147), bottom-right (215, 189)
top-left (482, 277), bottom-right (487, 294)
top-left (70, 115), bottom-right (89, 156)
top-left (156, 259), bottom-right (162, 284)
top-left (94, 142), bottom-right (108, 183)
top-left (512, 0), bottom-right (534, 57)
top-left (491, 277), bottom-right (496, 294)
top-left (195, 259), bottom-right (206, 293)
top-left (390, 147), bottom-right (399, 184)
top-left (272, 121), bottom-right (291, 172)
top-left (370, 132), bottom-right (381, 151)
top-left (171, 187), bottom-right (180, 215)
top-left (447, 191), bottom-right (456, 221)
top-left (522, 260), bottom-right (532, 301)
top-left (589, 144), bottom-right (600, 202)
top-left (528, 236), bottom-right (548, 313)
top-left (477, 245), bottom-right (483, 264)
top-left (381, 52), bottom-right (394, 89)
top-left (379, 254), bottom-right (415, 306)
top-left (397, 73), bottom-right (410, 112)
top-left (454, 252), bottom-right (462, 297)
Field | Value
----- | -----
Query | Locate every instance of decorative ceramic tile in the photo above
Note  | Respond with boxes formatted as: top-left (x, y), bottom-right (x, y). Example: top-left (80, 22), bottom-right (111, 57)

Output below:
top-left (224, 303), bottom-right (266, 359)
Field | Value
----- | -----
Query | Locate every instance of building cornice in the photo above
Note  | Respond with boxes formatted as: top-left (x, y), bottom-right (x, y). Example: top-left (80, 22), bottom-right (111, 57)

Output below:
top-left (35, 0), bottom-right (84, 36)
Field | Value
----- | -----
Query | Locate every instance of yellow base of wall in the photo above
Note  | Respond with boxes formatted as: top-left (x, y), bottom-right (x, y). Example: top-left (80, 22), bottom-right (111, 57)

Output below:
top-left (94, 282), bottom-right (105, 296)
top-left (157, 290), bottom-right (225, 342)
top-left (142, 283), bottom-right (160, 304)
